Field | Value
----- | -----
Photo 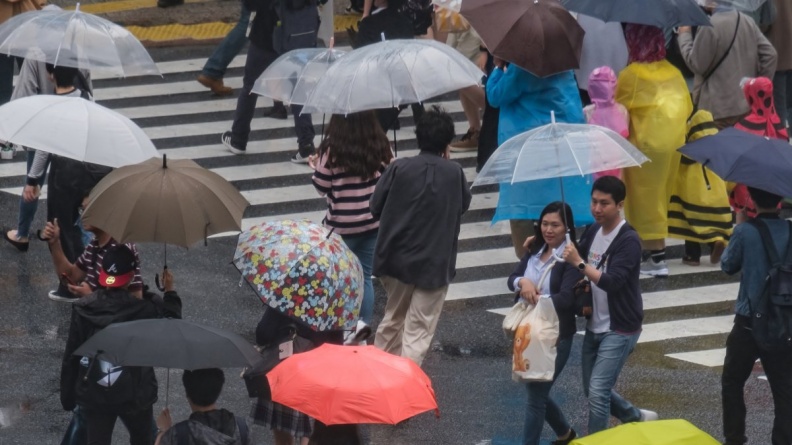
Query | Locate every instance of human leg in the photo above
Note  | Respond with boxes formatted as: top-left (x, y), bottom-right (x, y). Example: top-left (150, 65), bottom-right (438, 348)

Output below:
top-left (0, 54), bottom-right (14, 105)
top-left (401, 284), bottom-right (448, 365)
top-left (16, 150), bottom-right (49, 239)
top-left (118, 406), bottom-right (154, 445)
top-left (683, 241), bottom-right (701, 265)
top-left (201, 4), bottom-right (250, 80)
top-left (290, 104), bottom-right (316, 162)
top-left (523, 338), bottom-right (573, 445)
top-left (60, 406), bottom-right (87, 445)
top-left (757, 340), bottom-right (792, 445)
top-left (341, 233), bottom-right (377, 325)
top-left (83, 408), bottom-right (119, 445)
top-left (229, 43), bottom-right (277, 150)
top-left (721, 321), bottom-right (758, 445)
top-left (373, 276), bottom-right (414, 356)
top-left (586, 331), bottom-right (641, 434)
top-left (545, 338), bottom-right (573, 437)
top-left (773, 71), bottom-right (789, 130)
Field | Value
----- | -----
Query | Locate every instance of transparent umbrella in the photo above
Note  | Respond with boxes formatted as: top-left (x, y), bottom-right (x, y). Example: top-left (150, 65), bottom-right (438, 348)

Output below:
top-left (704, 0), bottom-right (767, 12)
top-left (252, 42), bottom-right (347, 105)
top-left (0, 6), bottom-right (160, 77)
top-left (300, 39), bottom-right (483, 115)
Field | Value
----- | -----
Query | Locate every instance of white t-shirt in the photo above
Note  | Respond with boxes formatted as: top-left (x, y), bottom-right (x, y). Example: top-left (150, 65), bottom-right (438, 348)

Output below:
top-left (587, 219), bottom-right (626, 334)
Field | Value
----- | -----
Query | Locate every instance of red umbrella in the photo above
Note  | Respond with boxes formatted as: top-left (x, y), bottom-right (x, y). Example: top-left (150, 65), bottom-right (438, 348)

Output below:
top-left (266, 344), bottom-right (439, 425)
top-left (460, 0), bottom-right (584, 77)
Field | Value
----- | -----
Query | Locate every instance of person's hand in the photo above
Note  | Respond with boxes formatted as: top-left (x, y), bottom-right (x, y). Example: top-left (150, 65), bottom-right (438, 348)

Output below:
top-left (493, 57), bottom-right (504, 69)
top-left (518, 278), bottom-right (540, 305)
top-left (162, 268), bottom-right (174, 292)
top-left (22, 185), bottom-right (39, 203)
top-left (307, 154), bottom-right (318, 170)
top-left (476, 51), bottom-right (487, 71)
top-left (156, 407), bottom-right (172, 433)
top-left (67, 282), bottom-right (92, 297)
top-left (522, 235), bottom-right (535, 251)
top-left (42, 219), bottom-right (60, 245)
top-left (677, 26), bottom-right (692, 34)
top-left (562, 243), bottom-right (582, 266)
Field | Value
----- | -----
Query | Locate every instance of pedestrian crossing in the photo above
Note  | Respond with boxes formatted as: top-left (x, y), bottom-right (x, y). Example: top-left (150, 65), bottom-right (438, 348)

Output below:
top-left (0, 48), bottom-right (743, 370)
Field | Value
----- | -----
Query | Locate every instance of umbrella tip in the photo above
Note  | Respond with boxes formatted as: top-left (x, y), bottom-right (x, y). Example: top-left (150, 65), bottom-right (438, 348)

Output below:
top-left (330, 36), bottom-right (335, 49)
top-left (380, 32), bottom-right (386, 42)
top-left (75, 2), bottom-right (80, 11)
top-left (163, 154), bottom-right (167, 169)
top-left (550, 110), bottom-right (556, 124)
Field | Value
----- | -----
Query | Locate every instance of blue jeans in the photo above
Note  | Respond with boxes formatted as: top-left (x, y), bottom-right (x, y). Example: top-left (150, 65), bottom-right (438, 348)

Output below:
top-left (17, 150), bottom-right (49, 238)
top-left (342, 232), bottom-right (377, 325)
top-left (523, 337), bottom-right (573, 445)
top-left (581, 330), bottom-right (642, 434)
top-left (201, 3), bottom-right (250, 79)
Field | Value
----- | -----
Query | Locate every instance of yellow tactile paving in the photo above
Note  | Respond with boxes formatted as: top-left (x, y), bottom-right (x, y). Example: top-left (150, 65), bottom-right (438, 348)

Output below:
top-left (126, 15), bottom-right (358, 43)
top-left (69, 0), bottom-right (209, 14)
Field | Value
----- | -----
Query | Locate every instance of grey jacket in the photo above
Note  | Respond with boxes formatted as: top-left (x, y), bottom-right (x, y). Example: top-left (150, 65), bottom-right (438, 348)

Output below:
top-left (678, 10), bottom-right (777, 119)
top-left (159, 410), bottom-right (248, 445)
top-left (370, 151), bottom-right (472, 289)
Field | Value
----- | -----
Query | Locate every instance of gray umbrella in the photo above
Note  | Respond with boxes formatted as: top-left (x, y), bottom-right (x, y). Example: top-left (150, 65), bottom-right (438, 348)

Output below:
top-left (73, 319), bottom-right (261, 370)
top-left (562, 0), bottom-right (711, 28)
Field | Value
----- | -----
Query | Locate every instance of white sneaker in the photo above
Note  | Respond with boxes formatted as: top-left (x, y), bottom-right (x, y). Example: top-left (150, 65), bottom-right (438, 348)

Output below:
top-left (639, 409), bottom-right (659, 422)
top-left (640, 258), bottom-right (669, 278)
top-left (344, 320), bottom-right (372, 346)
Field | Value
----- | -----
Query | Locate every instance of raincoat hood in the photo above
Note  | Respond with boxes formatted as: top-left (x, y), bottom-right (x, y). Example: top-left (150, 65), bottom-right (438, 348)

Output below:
top-left (735, 77), bottom-right (788, 140)
top-left (588, 66), bottom-right (618, 108)
top-left (73, 288), bottom-right (160, 329)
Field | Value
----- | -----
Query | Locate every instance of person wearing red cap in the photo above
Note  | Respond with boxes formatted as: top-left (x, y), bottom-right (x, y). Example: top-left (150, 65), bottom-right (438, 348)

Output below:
top-left (60, 245), bottom-right (182, 445)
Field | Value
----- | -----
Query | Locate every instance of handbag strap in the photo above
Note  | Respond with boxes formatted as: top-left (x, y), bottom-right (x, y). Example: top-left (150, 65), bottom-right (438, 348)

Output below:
top-left (702, 12), bottom-right (741, 86)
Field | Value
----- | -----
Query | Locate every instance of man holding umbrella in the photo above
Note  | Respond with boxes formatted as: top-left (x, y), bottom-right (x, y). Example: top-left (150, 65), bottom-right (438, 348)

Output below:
top-left (60, 245), bottom-right (181, 445)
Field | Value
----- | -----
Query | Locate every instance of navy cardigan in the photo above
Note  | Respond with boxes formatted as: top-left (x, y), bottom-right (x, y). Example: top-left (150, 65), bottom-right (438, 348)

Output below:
top-left (507, 246), bottom-right (583, 340)
top-left (577, 222), bottom-right (643, 333)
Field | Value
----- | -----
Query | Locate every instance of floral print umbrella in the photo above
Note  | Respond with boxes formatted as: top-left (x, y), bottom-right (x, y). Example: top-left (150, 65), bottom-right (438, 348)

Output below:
top-left (232, 220), bottom-right (364, 331)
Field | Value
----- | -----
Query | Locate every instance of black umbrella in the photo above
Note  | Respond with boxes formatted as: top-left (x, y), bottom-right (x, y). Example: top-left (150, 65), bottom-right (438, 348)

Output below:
top-left (562, 0), bottom-right (711, 29)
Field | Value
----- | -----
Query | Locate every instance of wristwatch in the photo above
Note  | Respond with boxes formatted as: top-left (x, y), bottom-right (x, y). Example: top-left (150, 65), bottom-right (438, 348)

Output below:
top-left (577, 261), bottom-right (586, 271)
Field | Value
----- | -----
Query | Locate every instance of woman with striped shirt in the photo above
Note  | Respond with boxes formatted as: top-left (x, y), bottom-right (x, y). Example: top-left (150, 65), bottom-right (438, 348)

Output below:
top-left (309, 111), bottom-right (393, 331)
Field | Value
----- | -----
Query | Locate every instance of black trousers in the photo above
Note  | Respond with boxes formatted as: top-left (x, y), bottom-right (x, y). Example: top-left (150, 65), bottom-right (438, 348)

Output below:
top-left (83, 405), bottom-right (153, 445)
top-left (47, 157), bottom-right (87, 295)
top-left (722, 316), bottom-right (792, 445)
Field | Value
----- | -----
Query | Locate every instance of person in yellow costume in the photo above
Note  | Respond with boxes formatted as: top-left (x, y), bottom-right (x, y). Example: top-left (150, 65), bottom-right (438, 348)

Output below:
top-left (668, 110), bottom-right (732, 266)
top-left (615, 23), bottom-right (693, 278)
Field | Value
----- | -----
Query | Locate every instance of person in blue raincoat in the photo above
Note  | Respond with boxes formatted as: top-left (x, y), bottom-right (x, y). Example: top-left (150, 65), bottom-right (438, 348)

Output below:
top-left (486, 58), bottom-right (592, 258)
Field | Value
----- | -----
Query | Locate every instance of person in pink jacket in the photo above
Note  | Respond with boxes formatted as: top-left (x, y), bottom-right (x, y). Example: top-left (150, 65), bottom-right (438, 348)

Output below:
top-left (583, 66), bottom-right (629, 180)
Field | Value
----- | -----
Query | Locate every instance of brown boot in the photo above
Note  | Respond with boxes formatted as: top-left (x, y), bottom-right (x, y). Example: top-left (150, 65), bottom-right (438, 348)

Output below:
top-left (450, 128), bottom-right (480, 152)
top-left (197, 74), bottom-right (233, 96)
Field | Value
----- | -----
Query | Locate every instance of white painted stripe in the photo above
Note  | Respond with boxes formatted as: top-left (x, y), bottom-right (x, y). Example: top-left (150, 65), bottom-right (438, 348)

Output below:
top-left (665, 349), bottom-right (726, 367)
top-left (642, 282), bottom-right (736, 310)
top-left (638, 315), bottom-right (734, 343)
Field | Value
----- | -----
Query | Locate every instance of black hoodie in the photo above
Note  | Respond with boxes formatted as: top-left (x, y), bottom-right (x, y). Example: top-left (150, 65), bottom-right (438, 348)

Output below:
top-left (60, 288), bottom-right (181, 412)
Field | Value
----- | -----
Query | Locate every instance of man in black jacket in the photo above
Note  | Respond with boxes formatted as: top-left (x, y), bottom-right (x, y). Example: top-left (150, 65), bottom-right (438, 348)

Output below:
top-left (61, 245), bottom-right (182, 445)
top-left (561, 176), bottom-right (657, 435)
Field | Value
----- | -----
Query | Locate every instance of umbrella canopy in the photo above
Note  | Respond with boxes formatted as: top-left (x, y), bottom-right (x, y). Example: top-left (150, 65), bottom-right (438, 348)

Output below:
top-left (570, 419), bottom-right (720, 444)
top-left (73, 319), bottom-right (262, 370)
top-left (0, 7), bottom-right (159, 77)
top-left (82, 156), bottom-right (249, 248)
top-left (678, 127), bottom-right (792, 198)
top-left (0, 95), bottom-right (158, 168)
top-left (460, 0), bottom-right (584, 77)
top-left (707, 0), bottom-right (767, 12)
top-left (473, 121), bottom-right (649, 187)
top-left (562, 0), bottom-right (711, 28)
top-left (232, 220), bottom-right (364, 332)
top-left (267, 344), bottom-right (439, 425)
top-left (252, 47), bottom-right (347, 106)
top-left (300, 39), bottom-right (483, 115)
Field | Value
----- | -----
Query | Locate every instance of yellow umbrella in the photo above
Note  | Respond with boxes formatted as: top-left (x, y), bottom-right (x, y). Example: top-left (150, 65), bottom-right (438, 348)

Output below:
top-left (570, 419), bottom-right (720, 445)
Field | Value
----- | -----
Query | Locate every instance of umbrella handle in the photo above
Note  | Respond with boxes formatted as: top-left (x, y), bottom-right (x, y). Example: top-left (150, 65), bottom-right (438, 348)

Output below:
top-left (155, 265), bottom-right (168, 292)
top-left (551, 233), bottom-right (572, 263)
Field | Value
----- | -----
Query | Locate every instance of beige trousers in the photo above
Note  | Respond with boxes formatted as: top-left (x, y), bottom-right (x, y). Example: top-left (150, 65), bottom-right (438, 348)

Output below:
top-left (374, 276), bottom-right (449, 366)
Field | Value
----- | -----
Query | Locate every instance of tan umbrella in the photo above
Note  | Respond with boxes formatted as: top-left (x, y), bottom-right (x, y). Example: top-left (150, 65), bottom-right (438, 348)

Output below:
top-left (82, 155), bottom-right (249, 249)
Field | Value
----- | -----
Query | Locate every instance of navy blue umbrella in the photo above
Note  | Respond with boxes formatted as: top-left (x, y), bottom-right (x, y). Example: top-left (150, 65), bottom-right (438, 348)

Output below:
top-left (678, 127), bottom-right (792, 197)
top-left (562, 0), bottom-right (711, 29)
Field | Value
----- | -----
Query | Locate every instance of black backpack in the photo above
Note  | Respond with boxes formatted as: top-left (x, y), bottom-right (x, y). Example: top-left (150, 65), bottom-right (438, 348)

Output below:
top-left (746, 219), bottom-right (792, 352)
top-left (272, 0), bottom-right (319, 55)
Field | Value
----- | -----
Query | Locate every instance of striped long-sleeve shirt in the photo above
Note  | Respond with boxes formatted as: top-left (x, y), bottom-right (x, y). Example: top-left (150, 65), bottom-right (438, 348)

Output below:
top-left (311, 149), bottom-right (384, 236)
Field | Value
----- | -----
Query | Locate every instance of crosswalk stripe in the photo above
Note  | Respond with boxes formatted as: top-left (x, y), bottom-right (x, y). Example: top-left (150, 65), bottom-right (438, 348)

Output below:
top-left (665, 349), bottom-right (726, 367)
top-left (638, 315), bottom-right (734, 343)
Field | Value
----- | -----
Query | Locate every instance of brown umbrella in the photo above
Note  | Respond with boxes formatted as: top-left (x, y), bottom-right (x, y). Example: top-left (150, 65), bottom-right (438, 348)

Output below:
top-left (82, 155), bottom-right (249, 249)
top-left (460, 0), bottom-right (584, 77)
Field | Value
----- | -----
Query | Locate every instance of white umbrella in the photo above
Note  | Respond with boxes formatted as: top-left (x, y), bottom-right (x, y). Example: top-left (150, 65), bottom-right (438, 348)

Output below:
top-left (0, 95), bottom-right (159, 168)
top-left (252, 44), bottom-right (347, 105)
top-left (0, 7), bottom-right (159, 77)
top-left (300, 39), bottom-right (483, 115)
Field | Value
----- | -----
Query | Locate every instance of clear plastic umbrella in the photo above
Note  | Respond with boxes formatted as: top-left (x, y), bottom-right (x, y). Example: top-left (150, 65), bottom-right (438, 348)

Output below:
top-left (0, 95), bottom-right (159, 167)
top-left (703, 0), bottom-right (767, 12)
top-left (473, 117), bottom-right (649, 187)
top-left (300, 39), bottom-right (483, 115)
top-left (252, 43), bottom-right (347, 105)
top-left (0, 6), bottom-right (160, 77)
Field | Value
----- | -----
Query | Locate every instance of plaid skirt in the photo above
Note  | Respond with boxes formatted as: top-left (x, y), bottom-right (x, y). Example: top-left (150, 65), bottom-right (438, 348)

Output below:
top-left (251, 398), bottom-right (313, 438)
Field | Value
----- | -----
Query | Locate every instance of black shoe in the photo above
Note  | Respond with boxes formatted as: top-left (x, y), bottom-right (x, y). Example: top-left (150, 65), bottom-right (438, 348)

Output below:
top-left (157, 0), bottom-right (184, 7)
top-left (48, 289), bottom-right (79, 303)
top-left (552, 429), bottom-right (576, 445)
top-left (221, 131), bottom-right (246, 155)
top-left (263, 104), bottom-right (288, 120)
top-left (3, 229), bottom-right (29, 252)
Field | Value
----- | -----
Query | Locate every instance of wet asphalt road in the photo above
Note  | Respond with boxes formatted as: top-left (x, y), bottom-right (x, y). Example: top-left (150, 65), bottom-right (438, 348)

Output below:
top-left (0, 44), bottom-right (781, 445)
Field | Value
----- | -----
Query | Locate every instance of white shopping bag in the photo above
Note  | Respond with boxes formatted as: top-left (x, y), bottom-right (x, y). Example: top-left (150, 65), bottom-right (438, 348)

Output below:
top-left (502, 300), bottom-right (533, 337)
top-left (511, 297), bottom-right (559, 382)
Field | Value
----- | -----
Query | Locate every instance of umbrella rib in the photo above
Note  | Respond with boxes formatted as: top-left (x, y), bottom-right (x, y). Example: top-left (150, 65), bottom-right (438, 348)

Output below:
top-left (394, 45), bottom-right (422, 104)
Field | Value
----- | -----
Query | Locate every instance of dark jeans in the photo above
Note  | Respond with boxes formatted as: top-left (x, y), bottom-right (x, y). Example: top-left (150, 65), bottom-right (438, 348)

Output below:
top-left (60, 406), bottom-right (87, 445)
top-left (47, 158), bottom-right (86, 295)
top-left (772, 70), bottom-right (792, 131)
top-left (0, 55), bottom-right (19, 105)
top-left (290, 104), bottom-right (315, 150)
top-left (477, 92), bottom-right (499, 172)
top-left (83, 405), bottom-right (154, 445)
top-left (230, 43), bottom-right (279, 149)
top-left (522, 337), bottom-right (573, 445)
top-left (722, 317), bottom-right (792, 445)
